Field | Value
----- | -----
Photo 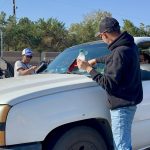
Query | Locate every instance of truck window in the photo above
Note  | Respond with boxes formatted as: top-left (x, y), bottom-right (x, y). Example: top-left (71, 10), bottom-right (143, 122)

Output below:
top-left (138, 41), bottom-right (150, 80)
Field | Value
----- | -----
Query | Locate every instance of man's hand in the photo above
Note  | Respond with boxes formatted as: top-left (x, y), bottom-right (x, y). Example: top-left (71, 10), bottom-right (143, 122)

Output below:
top-left (29, 66), bottom-right (38, 74)
top-left (77, 59), bottom-right (93, 73)
top-left (88, 59), bottom-right (97, 66)
top-left (31, 66), bottom-right (37, 71)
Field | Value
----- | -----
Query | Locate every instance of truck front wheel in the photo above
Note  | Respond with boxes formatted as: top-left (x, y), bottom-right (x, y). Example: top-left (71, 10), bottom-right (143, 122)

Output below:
top-left (49, 126), bottom-right (108, 150)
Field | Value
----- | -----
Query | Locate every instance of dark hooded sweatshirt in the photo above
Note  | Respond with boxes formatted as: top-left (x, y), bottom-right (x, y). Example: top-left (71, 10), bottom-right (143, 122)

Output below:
top-left (90, 31), bottom-right (143, 110)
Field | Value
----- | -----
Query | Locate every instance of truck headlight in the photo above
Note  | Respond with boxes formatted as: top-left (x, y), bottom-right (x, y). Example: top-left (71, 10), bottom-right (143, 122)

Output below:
top-left (0, 105), bottom-right (11, 146)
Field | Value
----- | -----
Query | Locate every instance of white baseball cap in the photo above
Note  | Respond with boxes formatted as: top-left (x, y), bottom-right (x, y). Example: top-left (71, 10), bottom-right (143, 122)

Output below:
top-left (22, 48), bottom-right (33, 56)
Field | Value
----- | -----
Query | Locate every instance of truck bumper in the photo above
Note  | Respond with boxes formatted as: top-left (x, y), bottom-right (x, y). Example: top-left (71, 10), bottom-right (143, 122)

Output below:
top-left (0, 142), bottom-right (42, 150)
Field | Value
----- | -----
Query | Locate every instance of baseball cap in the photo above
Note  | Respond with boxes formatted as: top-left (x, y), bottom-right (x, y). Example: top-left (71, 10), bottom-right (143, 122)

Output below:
top-left (22, 48), bottom-right (32, 56)
top-left (95, 17), bottom-right (120, 37)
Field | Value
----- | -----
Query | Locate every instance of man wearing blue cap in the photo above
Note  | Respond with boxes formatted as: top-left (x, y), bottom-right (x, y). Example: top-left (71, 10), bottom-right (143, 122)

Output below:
top-left (14, 48), bottom-right (37, 77)
top-left (77, 17), bottom-right (143, 150)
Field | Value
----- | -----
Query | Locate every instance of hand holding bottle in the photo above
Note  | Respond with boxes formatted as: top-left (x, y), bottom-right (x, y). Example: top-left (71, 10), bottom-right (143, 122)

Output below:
top-left (88, 59), bottom-right (97, 66)
top-left (77, 59), bottom-right (93, 73)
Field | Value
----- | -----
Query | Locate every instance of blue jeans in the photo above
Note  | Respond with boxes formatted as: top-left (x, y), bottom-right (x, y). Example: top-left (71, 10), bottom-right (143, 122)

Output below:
top-left (110, 106), bottom-right (137, 150)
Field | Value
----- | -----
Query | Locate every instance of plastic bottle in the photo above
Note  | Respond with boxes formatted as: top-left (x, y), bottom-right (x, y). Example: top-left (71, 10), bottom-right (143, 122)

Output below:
top-left (77, 49), bottom-right (86, 72)
top-left (77, 49), bottom-right (85, 61)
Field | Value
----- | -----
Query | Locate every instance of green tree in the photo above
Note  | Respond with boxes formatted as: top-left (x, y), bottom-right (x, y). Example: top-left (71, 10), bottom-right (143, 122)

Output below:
top-left (138, 23), bottom-right (150, 36)
top-left (0, 11), bottom-right (7, 25)
top-left (3, 14), bottom-right (70, 52)
top-left (69, 10), bottom-right (112, 44)
top-left (122, 19), bottom-right (140, 36)
top-left (122, 19), bottom-right (150, 36)
top-left (145, 25), bottom-right (150, 36)
top-left (4, 15), bottom-right (17, 51)
top-left (36, 18), bottom-right (69, 51)
top-left (2, 10), bottom-right (150, 52)
top-left (16, 17), bottom-right (41, 50)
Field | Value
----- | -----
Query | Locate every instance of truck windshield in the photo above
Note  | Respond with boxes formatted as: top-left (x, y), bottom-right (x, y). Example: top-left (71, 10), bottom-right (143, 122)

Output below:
top-left (45, 41), bottom-right (110, 75)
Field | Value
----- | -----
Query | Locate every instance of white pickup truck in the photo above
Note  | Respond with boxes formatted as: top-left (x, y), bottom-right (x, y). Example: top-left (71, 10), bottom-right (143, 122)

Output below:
top-left (0, 37), bottom-right (150, 150)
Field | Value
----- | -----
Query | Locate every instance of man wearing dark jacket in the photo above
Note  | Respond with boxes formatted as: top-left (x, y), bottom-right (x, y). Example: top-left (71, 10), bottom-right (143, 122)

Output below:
top-left (77, 17), bottom-right (143, 150)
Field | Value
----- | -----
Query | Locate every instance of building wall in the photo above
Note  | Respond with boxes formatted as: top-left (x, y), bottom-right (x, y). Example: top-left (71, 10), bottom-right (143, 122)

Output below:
top-left (2, 51), bottom-right (60, 66)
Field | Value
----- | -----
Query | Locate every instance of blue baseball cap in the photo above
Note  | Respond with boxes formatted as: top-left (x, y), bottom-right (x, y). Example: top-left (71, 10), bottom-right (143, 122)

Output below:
top-left (22, 48), bottom-right (33, 56)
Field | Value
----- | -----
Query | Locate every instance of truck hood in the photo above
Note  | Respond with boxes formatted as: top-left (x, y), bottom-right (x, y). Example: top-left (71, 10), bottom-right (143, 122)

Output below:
top-left (0, 74), bottom-right (98, 105)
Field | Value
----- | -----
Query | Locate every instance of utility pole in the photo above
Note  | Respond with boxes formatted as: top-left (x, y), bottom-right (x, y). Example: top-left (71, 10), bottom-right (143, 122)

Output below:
top-left (0, 28), bottom-right (3, 57)
top-left (13, 0), bottom-right (16, 20)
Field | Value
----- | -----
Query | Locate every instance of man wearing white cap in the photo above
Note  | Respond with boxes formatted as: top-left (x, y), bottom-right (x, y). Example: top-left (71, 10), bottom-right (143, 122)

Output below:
top-left (14, 48), bottom-right (37, 77)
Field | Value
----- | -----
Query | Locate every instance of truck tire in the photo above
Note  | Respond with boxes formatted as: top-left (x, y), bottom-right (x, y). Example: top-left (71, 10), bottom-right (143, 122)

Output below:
top-left (51, 126), bottom-right (107, 150)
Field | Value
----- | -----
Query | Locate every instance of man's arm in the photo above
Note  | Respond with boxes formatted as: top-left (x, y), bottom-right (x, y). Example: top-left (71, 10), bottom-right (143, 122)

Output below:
top-left (96, 55), bottom-right (110, 63)
top-left (88, 55), bottom-right (110, 66)
top-left (17, 66), bottom-right (37, 75)
top-left (89, 50), bottom-right (124, 93)
top-left (77, 50), bottom-right (124, 93)
top-left (14, 61), bottom-right (37, 76)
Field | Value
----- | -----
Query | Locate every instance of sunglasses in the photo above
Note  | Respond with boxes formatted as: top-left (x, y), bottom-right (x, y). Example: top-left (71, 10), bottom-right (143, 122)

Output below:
top-left (100, 30), bottom-right (108, 38)
top-left (26, 55), bottom-right (32, 59)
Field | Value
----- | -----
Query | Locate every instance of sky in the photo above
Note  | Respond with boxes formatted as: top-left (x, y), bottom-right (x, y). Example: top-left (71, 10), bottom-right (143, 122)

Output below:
top-left (0, 0), bottom-right (150, 28)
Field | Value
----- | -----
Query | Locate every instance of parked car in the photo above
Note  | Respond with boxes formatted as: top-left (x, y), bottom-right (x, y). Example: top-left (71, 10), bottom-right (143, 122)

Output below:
top-left (0, 57), bottom-right (14, 78)
top-left (0, 37), bottom-right (150, 150)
